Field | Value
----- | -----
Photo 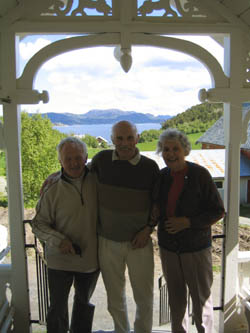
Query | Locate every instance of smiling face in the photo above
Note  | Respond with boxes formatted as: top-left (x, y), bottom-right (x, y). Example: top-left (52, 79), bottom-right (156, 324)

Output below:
top-left (112, 121), bottom-right (139, 160)
top-left (59, 142), bottom-right (87, 178)
top-left (162, 139), bottom-right (187, 171)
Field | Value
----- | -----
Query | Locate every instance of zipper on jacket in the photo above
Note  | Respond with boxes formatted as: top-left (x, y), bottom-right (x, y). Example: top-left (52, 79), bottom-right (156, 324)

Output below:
top-left (61, 167), bottom-right (89, 206)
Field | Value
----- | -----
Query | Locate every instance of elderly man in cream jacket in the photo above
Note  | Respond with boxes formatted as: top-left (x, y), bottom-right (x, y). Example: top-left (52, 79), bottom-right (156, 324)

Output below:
top-left (32, 136), bottom-right (99, 333)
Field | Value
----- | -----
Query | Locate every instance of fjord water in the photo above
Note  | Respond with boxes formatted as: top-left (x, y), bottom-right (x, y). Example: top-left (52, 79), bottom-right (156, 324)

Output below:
top-left (54, 122), bottom-right (162, 142)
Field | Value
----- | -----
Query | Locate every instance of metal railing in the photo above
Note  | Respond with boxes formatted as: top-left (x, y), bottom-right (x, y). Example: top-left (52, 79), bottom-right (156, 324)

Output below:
top-left (0, 241), bottom-right (13, 332)
top-left (158, 275), bottom-right (170, 325)
top-left (158, 229), bottom-right (226, 326)
top-left (23, 220), bottom-right (49, 325)
top-left (159, 275), bottom-right (193, 326)
top-left (0, 247), bottom-right (10, 264)
top-left (0, 297), bottom-right (14, 333)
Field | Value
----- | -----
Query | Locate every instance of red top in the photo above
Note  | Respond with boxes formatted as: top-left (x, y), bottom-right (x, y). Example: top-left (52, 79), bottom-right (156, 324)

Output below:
top-left (166, 166), bottom-right (187, 217)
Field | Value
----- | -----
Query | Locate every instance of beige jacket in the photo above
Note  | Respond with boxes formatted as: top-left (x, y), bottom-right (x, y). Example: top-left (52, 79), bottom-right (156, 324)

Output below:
top-left (32, 169), bottom-right (98, 272)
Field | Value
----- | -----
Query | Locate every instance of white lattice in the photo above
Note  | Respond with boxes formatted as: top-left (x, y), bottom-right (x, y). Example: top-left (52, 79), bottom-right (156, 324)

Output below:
top-left (136, 0), bottom-right (224, 19)
top-left (49, 0), bottom-right (112, 16)
top-left (244, 42), bottom-right (250, 87)
top-left (12, 0), bottom-right (227, 21)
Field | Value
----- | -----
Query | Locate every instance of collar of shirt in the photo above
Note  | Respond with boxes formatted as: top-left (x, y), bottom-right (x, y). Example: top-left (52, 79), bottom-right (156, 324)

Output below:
top-left (170, 164), bottom-right (188, 177)
top-left (63, 169), bottom-right (86, 184)
top-left (112, 148), bottom-right (141, 165)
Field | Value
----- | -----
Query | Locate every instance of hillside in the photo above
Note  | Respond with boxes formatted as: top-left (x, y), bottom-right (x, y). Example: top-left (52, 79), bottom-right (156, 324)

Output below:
top-left (161, 102), bottom-right (223, 134)
top-left (33, 109), bottom-right (171, 125)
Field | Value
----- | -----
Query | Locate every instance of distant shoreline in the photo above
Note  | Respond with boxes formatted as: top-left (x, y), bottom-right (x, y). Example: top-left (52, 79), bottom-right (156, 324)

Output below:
top-left (53, 121), bottom-right (164, 126)
top-left (53, 122), bottom-right (162, 143)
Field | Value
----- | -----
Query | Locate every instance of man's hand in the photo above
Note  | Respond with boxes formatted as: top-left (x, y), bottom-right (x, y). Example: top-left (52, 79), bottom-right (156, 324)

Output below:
top-left (131, 226), bottom-right (152, 249)
top-left (59, 239), bottom-right (75, 255)
top-left (165, 217), bottom-right (190, 234)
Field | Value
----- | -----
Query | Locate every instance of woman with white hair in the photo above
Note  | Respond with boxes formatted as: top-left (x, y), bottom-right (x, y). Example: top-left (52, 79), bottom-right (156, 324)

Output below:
top-left (156, 128), bottom-right (224, 333)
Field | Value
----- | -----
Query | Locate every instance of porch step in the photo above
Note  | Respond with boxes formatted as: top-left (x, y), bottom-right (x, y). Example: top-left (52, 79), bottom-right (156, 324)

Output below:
top-left (94, 331), bottom-right (171, 333)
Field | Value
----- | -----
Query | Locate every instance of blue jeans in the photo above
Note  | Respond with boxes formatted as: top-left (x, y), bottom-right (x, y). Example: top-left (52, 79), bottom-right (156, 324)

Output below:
top-left (47, 268), bottom-right (99, 333)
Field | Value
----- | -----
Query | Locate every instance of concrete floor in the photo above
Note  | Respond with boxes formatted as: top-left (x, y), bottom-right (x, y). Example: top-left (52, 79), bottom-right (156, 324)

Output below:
top-left (30, 264), bottom-right (222, 333)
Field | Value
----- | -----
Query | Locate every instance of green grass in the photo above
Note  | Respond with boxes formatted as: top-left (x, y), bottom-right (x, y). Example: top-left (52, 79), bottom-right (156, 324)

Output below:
top-left (87, 147), bottom-right (104, 159)
top-left (212, 265), bottom-right (221, 273)
top-left (240, 204), bottom-right (250, 218)
top-left (137, 140), bottom-right (158, 151)
top-left (187, 132), bottom-right (203, 150)
top-left (137, 132), bottom-right (203, 152)
top-left (0, 194), bottom-right (8, 207)
top-left (0, 151), bottom-right (6, 177)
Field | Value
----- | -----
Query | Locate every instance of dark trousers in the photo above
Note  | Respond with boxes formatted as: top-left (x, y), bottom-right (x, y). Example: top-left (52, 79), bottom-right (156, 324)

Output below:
top-left (47, 268), bottom-right (99, 333)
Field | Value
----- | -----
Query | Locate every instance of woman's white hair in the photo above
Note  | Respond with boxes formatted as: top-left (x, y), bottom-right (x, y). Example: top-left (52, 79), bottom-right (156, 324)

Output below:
top-left (156, 128), bottom-right (191, 156)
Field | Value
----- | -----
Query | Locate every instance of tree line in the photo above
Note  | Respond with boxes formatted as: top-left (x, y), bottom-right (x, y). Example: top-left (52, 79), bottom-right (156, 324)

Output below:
top-left (0, 113), bottom-right (108, 207)
top-left (139, 102), bottom-right (223, 142)
top-left (161, 102), bottom-right (223, 134)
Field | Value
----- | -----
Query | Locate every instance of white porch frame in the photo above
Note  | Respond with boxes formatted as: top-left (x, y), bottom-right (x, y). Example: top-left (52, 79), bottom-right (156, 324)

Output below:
top-left (1, 1), bottom-right (250, 332)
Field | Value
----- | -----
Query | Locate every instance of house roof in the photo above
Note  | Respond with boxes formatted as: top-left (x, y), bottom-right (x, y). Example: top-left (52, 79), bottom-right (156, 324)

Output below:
top-left (141, 149), bottom-right (250, 179)
top-left (96, 136), bottom-right (108, 143)
top-left (197, 104), bottom-right (250, 149)
top-left (197, 117), bottom-right (225, 147)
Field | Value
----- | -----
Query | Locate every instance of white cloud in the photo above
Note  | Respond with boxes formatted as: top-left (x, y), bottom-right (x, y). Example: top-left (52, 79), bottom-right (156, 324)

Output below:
top-left (19, 37), bottom-right (52, 61)
top-left (20, 35), bottom-right (223, 116)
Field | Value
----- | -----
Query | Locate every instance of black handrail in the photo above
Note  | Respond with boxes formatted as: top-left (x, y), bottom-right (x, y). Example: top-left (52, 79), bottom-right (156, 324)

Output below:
top-left (23, 220), bottom-right (49, 325)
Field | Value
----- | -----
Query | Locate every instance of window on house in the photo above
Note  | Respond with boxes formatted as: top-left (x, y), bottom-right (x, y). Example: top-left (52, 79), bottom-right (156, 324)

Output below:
top-left (215, 181), bottom-right (223, 189)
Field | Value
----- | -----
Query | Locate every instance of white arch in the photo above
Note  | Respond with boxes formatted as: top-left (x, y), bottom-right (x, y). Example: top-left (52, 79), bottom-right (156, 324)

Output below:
top-left (132, 34), bottom-right (229, 89)
top-left (17, 33), bottom-right (229, 92)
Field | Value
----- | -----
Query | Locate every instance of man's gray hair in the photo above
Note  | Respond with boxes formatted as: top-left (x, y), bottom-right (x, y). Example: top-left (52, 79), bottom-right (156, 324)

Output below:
top-left (57, 136), bottom-right (88, 159)
top-left (111, 121), bottom-right (138, 139)
top-left (156, 128), bottom-right (191, 156)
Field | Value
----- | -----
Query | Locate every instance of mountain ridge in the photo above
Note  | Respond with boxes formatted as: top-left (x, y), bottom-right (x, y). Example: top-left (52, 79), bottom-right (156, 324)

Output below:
top-left (33, 109), bottom-right (171, 125)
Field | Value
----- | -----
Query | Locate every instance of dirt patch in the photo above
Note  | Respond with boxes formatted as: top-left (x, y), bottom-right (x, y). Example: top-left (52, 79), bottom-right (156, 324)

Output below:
top-left (0, 207), bottom-right (36, 245)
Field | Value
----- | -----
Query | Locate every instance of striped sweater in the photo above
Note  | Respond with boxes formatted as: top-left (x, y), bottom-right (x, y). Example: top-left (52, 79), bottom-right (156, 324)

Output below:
top-left (91, 149), bottom-right (160, 242)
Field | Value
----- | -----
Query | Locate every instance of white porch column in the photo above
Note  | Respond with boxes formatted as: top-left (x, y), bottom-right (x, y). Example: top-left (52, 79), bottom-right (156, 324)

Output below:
top-left (219, 30), bottom-right (248, 333)
top-left (0, 31), bottom-right (31, 332)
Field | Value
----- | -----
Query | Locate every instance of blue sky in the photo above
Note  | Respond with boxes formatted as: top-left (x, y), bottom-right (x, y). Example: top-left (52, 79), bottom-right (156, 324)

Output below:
top-left (17, 34), bottom-right (224, 117)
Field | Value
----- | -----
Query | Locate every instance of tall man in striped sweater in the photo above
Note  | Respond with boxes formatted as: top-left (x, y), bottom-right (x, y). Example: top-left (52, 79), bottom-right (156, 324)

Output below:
top-left (91, 121), bottom-right (160, 333)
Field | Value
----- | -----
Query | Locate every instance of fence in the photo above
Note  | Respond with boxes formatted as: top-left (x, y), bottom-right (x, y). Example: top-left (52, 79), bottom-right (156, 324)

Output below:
top-left (158, 231), bottom-right (226, 326)
top-left (24, 220), bottom-right (49, 325)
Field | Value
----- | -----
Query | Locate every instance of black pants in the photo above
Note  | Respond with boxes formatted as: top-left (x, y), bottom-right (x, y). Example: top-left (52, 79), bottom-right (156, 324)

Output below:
top-left (47, 268), bottom-right (99, 333)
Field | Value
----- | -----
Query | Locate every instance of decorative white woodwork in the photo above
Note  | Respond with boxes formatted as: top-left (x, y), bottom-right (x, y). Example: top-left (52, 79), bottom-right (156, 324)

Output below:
top-left (1, 1), bottom-right (250, 332)
top-left (0, 89), bottom-right (49, 105)
top-left (0, 121), bottom-right (4, 150)
top-left (114, 45), bottom-right (132, 73)
top-left (1, 30), bottom-right (32, 332)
